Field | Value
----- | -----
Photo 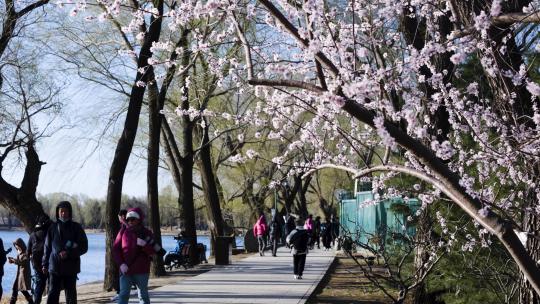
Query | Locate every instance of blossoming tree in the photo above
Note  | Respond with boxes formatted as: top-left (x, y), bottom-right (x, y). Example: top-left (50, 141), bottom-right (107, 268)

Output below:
top-left (62, 0), bottom-right (540, 299)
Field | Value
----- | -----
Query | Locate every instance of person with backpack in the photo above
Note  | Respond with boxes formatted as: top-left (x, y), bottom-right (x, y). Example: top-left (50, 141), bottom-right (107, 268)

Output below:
top-left (286, 218), bottom-right (310, 280)
top-left (321, 218), bottom-right (332, 250)
top-left (42, 200), bottom-right (88, 304)
top-left (27, 215), bottom-right (51, 304)
top-left (253, 213), bottom-right (267, 256)
top-left (0, 238), bottom-right (12, 301)
top-left (268, 214), bottom-right (282, 257)
top-left (8, 238), bottom-right (34, 304)
top-left (113, 208), bottom-right (156, 304)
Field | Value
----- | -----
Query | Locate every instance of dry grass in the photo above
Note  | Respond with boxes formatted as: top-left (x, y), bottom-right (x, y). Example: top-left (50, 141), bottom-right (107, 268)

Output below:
top-left (308, 254), bottom-right (393, 304)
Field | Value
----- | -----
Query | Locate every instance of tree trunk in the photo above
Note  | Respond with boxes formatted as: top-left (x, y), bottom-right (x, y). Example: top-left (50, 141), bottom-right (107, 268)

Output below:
top-left (195, 120), bottom-right (226, 256)
top-left (147, 76), bottom-right (166, 277)
top-left (0, 144), bottom-right (48, 232)
top-left (520, 211), bottom-right (540, 304)
top-left (179, 86), bottom-right (199, 264)
top-left (412, 209), bottom-right (431, 304)
top-left (519, 183), bottom-right (540, 304)
top-left (103, 5), bottom-right (164, 289)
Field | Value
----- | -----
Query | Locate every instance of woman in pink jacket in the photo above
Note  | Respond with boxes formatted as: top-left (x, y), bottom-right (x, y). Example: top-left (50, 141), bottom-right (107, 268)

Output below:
top-left (113, 208), bottom-right (155, 304)
top-left (253, 214), bottom-right (267, 256)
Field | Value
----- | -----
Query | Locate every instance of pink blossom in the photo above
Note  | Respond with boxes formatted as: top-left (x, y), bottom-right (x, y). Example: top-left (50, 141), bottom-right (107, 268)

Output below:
top-left (478, 207), bottom-right (490, 218)
top-left (526, 81), bottom-right (540, 96)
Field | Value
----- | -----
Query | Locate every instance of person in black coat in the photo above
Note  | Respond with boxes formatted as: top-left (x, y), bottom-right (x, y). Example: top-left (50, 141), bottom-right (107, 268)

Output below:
top-left (42, 201), bottom-right (88, 304)
top-left (268, 214), bottom-right (282, 257)
top-left (313, 216), bottom-right (321, 249)
top-left (284, 215), bottom-right (296, 247)
top-left (321, 218), bottom-right (332, 250)
top-left (27, 215), bottom-right (51, 304)
top-left (286, 218), bottom-right (310, 280)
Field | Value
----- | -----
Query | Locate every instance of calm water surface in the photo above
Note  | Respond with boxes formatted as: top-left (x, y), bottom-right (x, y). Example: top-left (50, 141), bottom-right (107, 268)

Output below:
top-left (0, 229), bottom-right (238, 294)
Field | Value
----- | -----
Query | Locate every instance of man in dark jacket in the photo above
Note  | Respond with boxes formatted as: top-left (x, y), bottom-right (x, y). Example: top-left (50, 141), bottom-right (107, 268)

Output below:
top-left (42, 201), bottom-right (88, 304)
top-left (286, 218), bottom-right (310, 280)
top-left (268, 214), bottom-right (282, 257)
top-left (313, 216), bottom-right (321, 249)
top-left (28, 215), bottom-right (51, 304)
top-left (284, 214), bottom-right (296, 248)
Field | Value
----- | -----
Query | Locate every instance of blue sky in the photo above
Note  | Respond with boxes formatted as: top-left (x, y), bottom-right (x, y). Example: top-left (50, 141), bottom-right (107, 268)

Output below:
top-left (3, 80), bottom-right (172, 199)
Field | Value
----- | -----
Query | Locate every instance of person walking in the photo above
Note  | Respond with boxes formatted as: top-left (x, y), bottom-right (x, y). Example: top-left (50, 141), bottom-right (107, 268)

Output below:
top-left (27, 215), bottom-right (51, 304)
top-left (284, 215), bottom-right (296, 248)
top-left (331, 216), bottom-right (340, 247)
top-left (313, 216), bottom-right (321, 249)
top-left (0, 238), bottom-right (12, 301)
top-left (321, 218), bottom-right (332, 250)
top-left (42, 201), bottom-right (88, 304)
top-left (268, 214), bottom-right (282, 257)
top-left (113, 208), bottom-right (156, 304)
top-left (8, 238), bottom-right (33, 304)
top-left (286, 218), bottom-right (310, 280)
top-left (253, 213), bottom-right (267, 256)
top-left (304, 215), bottom-right (314, 249)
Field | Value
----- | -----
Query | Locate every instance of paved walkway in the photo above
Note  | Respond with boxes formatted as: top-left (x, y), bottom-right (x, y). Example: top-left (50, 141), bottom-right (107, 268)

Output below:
top-left (130, 246), bottom-right (336, 303)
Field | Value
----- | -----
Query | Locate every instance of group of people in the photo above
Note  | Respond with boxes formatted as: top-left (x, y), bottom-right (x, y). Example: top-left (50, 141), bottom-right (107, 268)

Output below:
top-left (0, 202), bottom-right (160, 304)
top-left (0, 201), bottom-right (88, 304)
top-left (253, 212), bottom-right (340, 280)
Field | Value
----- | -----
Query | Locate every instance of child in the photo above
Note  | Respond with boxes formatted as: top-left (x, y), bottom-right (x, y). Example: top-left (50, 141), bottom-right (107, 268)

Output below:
top-left (8, 238), bottom-right (33, 304)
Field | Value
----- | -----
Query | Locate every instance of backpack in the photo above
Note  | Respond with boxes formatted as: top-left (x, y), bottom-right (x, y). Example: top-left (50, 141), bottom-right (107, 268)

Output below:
top-left (320, 223), bottom-right (328, 236)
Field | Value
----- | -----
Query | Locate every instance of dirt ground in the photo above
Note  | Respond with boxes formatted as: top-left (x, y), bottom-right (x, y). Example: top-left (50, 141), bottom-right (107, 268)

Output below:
top-left (308, 254), bottom-right (392, 304)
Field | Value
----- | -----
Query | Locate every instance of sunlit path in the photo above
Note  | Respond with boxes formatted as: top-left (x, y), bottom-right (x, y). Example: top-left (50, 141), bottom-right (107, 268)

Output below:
top-left (128, 246), bottom-right (336, 304)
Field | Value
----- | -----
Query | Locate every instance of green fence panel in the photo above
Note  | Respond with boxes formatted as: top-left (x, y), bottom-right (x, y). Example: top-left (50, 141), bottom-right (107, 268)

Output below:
top-left (339, 192), bottom-right (419, 247)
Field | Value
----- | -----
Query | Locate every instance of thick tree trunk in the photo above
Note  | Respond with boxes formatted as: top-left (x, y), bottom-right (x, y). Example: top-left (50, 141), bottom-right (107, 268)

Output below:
top-left (179, 88), bottom-right (199, 264)
top-left (0, 144), bottom-right (48, 232)
top-left (103, 6), bottom-right (163, 289)
top-left (147, 78), bottom-right (166, 277)
top-left (195, 121), bottom-right (226, 256)
top-left (520, 209), bottom-right (540, 304)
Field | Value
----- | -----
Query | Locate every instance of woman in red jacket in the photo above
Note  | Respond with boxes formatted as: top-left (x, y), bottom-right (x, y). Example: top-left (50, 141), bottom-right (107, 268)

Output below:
top-left (113, 208), bottom-right (155, 304)
top-left (253, 214), bottom-right (267, 256)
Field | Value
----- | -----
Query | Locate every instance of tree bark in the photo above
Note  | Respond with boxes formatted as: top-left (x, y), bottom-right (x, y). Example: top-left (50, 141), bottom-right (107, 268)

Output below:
top-left (147, 74), bottom-right (166, 277)
top-left (103, 5), bottom-right (164, 290)
top-left (0, 144), bottom-right (48, 232)
top-left (195, 120), bottom-right (226, 255)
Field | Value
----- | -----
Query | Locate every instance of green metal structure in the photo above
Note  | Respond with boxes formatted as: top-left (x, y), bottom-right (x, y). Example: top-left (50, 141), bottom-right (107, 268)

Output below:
top-left (340, 189), bottom-right (419, 246)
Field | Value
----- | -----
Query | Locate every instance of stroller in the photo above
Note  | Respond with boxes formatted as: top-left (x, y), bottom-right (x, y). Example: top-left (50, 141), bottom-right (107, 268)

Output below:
top-left (163, 234), bottom-right (208, 271)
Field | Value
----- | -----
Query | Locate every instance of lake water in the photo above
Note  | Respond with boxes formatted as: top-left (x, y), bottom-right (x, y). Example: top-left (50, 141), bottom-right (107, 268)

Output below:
top-left (0, 230), bottom-right (239, 294)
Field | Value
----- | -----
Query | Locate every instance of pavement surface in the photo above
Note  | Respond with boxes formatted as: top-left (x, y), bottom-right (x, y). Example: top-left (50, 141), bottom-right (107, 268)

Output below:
top-left (128, 246), bottom-right (336, 303)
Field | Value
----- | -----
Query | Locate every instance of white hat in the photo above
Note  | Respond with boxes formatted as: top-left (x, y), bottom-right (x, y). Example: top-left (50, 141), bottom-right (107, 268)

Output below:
top-left (126, 211), bottom-right (140, 220)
